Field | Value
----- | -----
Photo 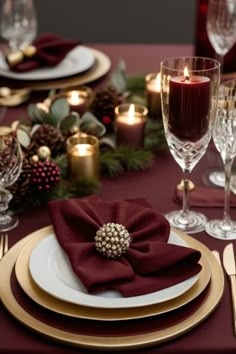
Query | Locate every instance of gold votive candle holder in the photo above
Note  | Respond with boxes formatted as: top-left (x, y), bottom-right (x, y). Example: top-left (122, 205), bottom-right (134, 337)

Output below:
top-left (53, 86), bottom-right (93, 116)
top-left (115, 103), bottom-right (148, 147)
top-left (145, 72), bottom-right (162, 118)
top-left (66, 133), bottom-right (100, 180)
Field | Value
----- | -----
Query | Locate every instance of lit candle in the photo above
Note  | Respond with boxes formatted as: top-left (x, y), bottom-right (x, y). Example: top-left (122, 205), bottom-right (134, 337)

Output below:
top-left (67, 90), bottom-right (87, 116)
top-left (52, 86), bottom-right (93, 117)
top-left (66, 133), bottom-right (99, 180)
top-left (115, 103), bottom-right (148, 147)
top-left (169, 66), bottom-right (210, 141)
top-left (146, 72), bottom-right (162, 118)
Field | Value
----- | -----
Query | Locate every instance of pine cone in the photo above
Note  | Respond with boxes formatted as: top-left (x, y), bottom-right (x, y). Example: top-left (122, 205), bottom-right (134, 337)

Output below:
top-left (90, 86), bottom-right (123, 131)
top-left (9, 157), bottom-right (33, 210)
top-left (30, 125), bottom-right (65, 157)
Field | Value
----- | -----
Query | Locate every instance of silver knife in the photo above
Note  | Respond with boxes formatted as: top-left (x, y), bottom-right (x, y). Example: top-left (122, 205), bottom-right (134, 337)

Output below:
top-left (223, 243), bottom-right (236, 336)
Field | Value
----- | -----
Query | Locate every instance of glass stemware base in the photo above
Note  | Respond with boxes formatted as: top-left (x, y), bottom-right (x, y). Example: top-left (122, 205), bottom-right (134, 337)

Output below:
top-left (0, 213), bottom-right (18, 232)
top-left (205, 219), bottom-right (236, 240)
top-left (165, 210), bottom-right (207, 234)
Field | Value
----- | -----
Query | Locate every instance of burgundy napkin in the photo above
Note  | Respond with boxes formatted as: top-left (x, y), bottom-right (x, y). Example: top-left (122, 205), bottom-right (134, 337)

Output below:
top-left (8, 33), bottom-right (81, 72)
top-left (48, 196), bottom-right (202, 297)
top-left (174, 185), bottom-right (236, 207)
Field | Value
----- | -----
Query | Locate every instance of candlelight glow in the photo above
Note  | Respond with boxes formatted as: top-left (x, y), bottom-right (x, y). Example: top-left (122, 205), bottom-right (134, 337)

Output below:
top-left (68, 91), bottom-right (81, 105)
top-left (127, 104), bottom-right (135, 124)
top-left (155, 73), bottom-right (161, 91)
top-left (184, 66), bottom-right (189, 80)
top-left (75, 143), bottom-right (91, 156)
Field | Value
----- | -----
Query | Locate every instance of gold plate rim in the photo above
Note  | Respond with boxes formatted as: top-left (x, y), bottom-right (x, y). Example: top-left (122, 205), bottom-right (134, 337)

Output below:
top-left (15, 226), bottom-right (211, 321)
top-left (0, 226), bottom-right (224, 350)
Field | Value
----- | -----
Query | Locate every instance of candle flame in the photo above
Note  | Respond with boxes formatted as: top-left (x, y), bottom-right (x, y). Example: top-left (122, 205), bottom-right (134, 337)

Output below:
top-left (184, 66), bottom-right (189, 80)
top-left (155, 73), bottom-right (161, 91)
top-left (128, 104), bottom-right (135, 124)
top-left (69, 91), bottom-right (80, 105)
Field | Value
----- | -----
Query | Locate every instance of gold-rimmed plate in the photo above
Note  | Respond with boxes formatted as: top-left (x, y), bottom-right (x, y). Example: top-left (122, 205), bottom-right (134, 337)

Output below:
top-left (15, 226), bottom-right (211, 320)
top-left (0, 48), bottom-right (111, 91)
top-left (0, 226), bottom-right (224, 350)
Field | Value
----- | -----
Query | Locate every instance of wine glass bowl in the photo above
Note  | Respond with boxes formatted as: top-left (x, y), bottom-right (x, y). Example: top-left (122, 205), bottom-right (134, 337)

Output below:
top-left (160, 57), bottom-right (220, 234)
top-left (0, 0), bottom-right (37, 52)
top-left (206, 0), bottom-right (236, 68)
top-left (205, 79), bottom-right (236, 239)
top-left (0, 135), bottom-right (22, 231)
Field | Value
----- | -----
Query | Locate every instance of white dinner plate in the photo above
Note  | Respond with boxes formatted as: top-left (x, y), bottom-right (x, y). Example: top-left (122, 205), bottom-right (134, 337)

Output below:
top-left (29, 230), bottom-right (200, 309)
top-left (0, 45), bottom-right (95, 81)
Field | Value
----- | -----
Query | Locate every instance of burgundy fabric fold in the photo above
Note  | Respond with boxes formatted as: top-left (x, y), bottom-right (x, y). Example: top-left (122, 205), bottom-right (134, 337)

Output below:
top-left (8, 33), bottom-right (81, 72)
top-left (174, 186), bottom-right (236, 207)
top-left (48, 196), bottom-right (202, 297)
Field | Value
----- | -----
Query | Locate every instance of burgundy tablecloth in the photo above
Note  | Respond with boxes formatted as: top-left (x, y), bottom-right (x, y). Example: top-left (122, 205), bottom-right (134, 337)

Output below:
top-left (0, 44), bottom-right (234, 354)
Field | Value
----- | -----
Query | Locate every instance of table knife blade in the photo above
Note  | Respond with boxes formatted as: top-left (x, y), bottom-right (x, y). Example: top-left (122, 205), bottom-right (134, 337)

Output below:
top-left (223, 243), bottom-right (236, 336)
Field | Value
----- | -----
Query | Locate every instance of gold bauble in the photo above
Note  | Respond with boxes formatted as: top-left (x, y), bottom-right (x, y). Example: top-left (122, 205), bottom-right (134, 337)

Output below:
top-left (37, 146), bottom-right (51, 161)
top-left (69, 126), bottom-right (79, 135)
top-left (30, 155), bottom-right (39, 164)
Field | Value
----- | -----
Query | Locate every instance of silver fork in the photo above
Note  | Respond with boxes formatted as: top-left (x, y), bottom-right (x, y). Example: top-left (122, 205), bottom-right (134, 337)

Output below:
top-left (0, 233), bottom-right (8, 260)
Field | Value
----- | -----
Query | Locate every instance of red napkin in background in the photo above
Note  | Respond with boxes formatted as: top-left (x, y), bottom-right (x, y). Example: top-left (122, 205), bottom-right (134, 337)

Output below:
top-left (48, 196), bottom-right (202, 297)
top-left (174, 185), bottom-right (236, 207)
top-left (8, 33), bottom-right (81, 72)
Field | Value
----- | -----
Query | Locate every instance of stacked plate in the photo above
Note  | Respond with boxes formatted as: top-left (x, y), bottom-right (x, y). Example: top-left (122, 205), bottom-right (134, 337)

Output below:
top-left (0, 225), bottom-right (224, 351)
top-left (0, 45), bottom-right (111, 90)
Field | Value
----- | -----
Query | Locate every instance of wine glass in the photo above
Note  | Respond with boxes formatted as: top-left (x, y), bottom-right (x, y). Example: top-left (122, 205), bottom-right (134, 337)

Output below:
top-left (0, 0), bottom-right (37, 52)
top-left (206, 0), bottom-right (236, 187)
top-left (160, 57), bottom-right (220, 234)
top-left (0, 135), bottom-right (23, 231)
top-left (207, 0), bottom-right (236, 72)
top-left (205, 79), bottom-right (236, 239)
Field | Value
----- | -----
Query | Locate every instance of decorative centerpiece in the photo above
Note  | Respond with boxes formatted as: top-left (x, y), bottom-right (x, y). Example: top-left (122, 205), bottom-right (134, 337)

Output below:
top-left (8, 61), bottom-right (166, 211)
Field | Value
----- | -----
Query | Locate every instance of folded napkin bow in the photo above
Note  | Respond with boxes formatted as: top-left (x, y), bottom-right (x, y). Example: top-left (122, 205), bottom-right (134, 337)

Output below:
top-left (6, 33), bottom-right (81, 72)
top-left (48, 196), bottom-right (202, 297)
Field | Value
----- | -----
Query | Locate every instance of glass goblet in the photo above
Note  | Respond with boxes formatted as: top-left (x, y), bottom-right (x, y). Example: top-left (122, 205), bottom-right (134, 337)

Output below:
top-left (160, 57), bottom-right (220, 234)
top-left (0, 0), bottom-right (37, 52)
top-left (206, 0), bottom-right (236, 187)
top-left (205, 79), bottom-right (236, 239)
top-left (207, 0), bottom-right (236, 73)
top-left (0, 135), bottom-right (23, 231)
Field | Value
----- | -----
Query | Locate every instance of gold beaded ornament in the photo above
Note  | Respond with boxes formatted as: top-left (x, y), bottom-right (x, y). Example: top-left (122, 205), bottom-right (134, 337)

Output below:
top-left (95, 223), bottom-right (131, 259)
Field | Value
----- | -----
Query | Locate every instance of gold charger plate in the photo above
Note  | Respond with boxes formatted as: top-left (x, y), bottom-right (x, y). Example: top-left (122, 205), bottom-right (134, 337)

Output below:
top-left (0, 226), bottom-right (224, 350)
top-left (0, 48), bottom-right (111, 91)
top-left (15, 226), bottom-right (211, 321)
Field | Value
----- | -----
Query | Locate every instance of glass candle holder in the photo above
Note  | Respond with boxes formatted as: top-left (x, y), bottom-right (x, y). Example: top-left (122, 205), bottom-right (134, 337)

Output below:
top-left (115, 103), bottom-right (148, 147)
top-left (145, 72), bottom-right (162, 118)
top-left (66, 133), bottom-right (99, 180)
top-left (53, 86), bottom-right (93, 117)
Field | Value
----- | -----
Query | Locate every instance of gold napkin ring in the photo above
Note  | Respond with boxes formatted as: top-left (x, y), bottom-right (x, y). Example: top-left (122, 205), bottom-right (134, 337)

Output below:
top-left (6, 44), bottom-right (37, 67)
top-left (95, 223), bottom-right (130, 259)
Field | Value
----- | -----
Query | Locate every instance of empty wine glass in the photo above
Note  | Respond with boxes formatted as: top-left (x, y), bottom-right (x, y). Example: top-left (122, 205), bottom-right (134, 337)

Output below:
top-left (205, 79), bottom-right (236, 239)
top-left (0, 0), bottom-right (37, 52)
top-left (207, 0), bottom-right (236, 72)
top-left (160, 57), bottom-right (220, 234)
top-left (206, 0), bottom-right (236, 187)
top-left (0, 135), bottom-right (23, 231)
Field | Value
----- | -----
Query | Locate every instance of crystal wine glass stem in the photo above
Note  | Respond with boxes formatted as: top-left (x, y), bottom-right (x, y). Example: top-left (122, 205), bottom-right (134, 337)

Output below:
top-left (181, 171), bottom-right (190, 217)
top-left (223, 157), bottom-right (234, 223)
top-left (215, 53), bottom-right (224, 74)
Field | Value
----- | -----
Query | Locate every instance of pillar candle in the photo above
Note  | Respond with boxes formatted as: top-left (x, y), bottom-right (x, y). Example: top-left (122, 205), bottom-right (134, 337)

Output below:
top-left (146, 72), bottom-right (162, 118)
top-left (115, 103), bottom-right (148, 147)
top-left (66, 133), bottom-right (99, 180)
top-left (169, 67), bottom-right (210, 142)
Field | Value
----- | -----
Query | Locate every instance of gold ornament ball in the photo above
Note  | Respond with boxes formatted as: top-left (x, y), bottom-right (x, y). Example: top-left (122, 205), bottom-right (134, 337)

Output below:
top-left (37, 146), bottom-right (51, 161)
top-left (30, 155), bottom-right (39, 164)
top-left (69, 126), bottom-right (79, 135)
